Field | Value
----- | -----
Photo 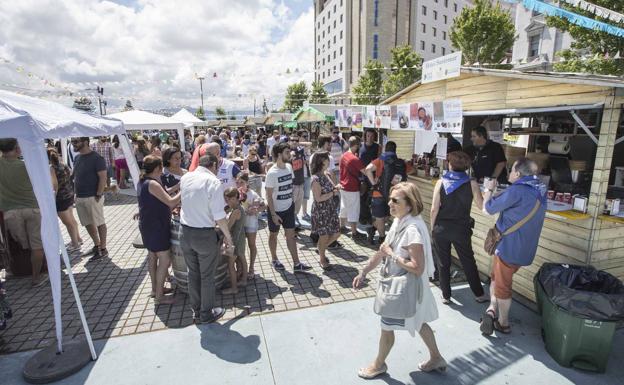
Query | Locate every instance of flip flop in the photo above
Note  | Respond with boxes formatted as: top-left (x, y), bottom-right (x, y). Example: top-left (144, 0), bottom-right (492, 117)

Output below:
top-left (357, 363), bottom-right (387, 379)
top-left (480, 310), bottom-right (496, 336)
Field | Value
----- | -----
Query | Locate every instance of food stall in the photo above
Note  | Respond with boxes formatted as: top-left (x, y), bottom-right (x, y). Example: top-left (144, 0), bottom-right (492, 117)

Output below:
top-left (383, 67), bottom-right (624, 302)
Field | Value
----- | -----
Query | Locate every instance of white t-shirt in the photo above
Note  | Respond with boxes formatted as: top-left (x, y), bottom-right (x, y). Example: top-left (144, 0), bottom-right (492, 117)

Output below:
top-left (113, 146), bottom-right (125, 160)
top-left (265, 163), bottom-right (294, 212)
top-left (217, 158), bottom-right (240, 190)
top-left (243, 188), bottom-right (263, 228)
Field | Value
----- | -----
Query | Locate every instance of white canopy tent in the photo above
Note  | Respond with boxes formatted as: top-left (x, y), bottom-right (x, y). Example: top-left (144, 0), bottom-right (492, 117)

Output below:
top-left (108, 110), bottom-right (187, 154)
top-left (171, 108), bottom-right (207, 142)
top-left (0, 90), bottom-right (139, 359)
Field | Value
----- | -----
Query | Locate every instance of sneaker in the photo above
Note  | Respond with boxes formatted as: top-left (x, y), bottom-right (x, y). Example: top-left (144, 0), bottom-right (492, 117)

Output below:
top-left (302, 214), bottom-right (311, 222)
top-left (366, 227), bottom-right (376, 245)
top-left (200, 307), bottom-right (226, 324)
top-left (85, 245), bottom-right (98, 256)
top-left (328, 241), bottom-right (342, 248)
top-left (272, 259), bottom-right (285, 271)
top-left (293, 262), bottom-right (312, 273)
top-left (99, 248), bottom-right (109, 258)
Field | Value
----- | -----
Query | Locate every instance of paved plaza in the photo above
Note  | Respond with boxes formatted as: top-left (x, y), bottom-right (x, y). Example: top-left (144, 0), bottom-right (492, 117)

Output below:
top-left (0, 192), bottom-right (378, 354)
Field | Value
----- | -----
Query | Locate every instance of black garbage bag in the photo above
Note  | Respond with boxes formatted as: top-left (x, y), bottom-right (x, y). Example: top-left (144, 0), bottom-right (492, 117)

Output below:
top-left (537, 263), bottom-right (624, 321)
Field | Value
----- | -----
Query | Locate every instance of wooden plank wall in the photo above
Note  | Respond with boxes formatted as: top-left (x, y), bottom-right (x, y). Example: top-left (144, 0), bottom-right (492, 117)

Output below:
top-left (409, 175), bottom-right (599, 302)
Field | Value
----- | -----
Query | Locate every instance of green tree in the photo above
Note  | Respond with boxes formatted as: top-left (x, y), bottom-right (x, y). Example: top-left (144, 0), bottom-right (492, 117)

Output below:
top-left (352, 60), bottom-right (385, 105)
top-left (195, 106), bottom-right (205, 120)
top-left (382, 45), bottom-right (422, 97)
top-left (450, 0), bottom-right (516, 65)
top-left (215, 106), bottom-right (226, 119)
top-left (309, 80), bottom-right (329, 103)
top-left (283, 81), bottom-right (308, 112)
top-left (72, 97), bottom-right (94, 112)
top-left (122, 100), bottom-right (134, 111)
top-left (547, 0), bottom-right (624, 75)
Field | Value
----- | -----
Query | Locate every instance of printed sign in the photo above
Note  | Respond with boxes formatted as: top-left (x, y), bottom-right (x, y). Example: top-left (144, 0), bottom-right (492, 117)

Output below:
top-left (436, 137), bottom-right (448, 160)
top-left (432, 99), bottom-right (463, 133)
top-left (375, 106), bottom-right (391, 129)
top-left (410, 102), bottom-right (433, 131)
top-left (352, 110), bottom-right (363, 132)
top-left (422, 51), bottom-right (462, 84)
top-left (363, 106), bottom-right (376, 128)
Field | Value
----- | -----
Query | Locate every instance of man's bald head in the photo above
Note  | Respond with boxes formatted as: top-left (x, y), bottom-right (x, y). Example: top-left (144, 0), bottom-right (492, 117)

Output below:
top-left (206, 142), bottom-right (221, 158)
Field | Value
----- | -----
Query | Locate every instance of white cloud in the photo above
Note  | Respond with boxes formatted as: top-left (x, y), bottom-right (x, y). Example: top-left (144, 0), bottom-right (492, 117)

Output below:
top-left (0, 0), bottom-right (314, 114)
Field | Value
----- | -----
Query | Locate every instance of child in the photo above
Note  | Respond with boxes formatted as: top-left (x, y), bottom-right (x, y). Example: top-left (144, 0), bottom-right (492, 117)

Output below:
top-left (222, 187), bottom-right (247, 295)
top-left (237, 173), bottom-right (266, 278)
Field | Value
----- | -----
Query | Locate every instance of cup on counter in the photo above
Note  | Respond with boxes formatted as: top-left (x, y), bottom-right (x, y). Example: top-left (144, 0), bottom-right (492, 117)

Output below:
top-left (563, 192), bottom-right (572, 204)
top-left (547, 190), bottom-right (555, 200)
top-left (555, 192), bottom-right (564, 202)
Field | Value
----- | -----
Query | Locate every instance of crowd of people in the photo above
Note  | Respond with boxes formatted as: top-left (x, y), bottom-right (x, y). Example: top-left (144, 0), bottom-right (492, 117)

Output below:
top-left (0, 122), bottom-right (548, 377)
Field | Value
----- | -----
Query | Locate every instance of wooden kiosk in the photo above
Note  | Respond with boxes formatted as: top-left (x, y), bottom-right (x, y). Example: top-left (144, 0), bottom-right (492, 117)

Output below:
top-left (384, 67), bottom-right (624, 302)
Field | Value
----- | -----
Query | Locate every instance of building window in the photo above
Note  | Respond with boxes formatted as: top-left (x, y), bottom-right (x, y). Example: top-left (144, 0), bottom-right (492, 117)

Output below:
top-left (340, 46), bottom-right (343, 55)
top-left (328, 11), bottom-right (330, 18)
top-left (317, 35), bottom-right (320, 42)
top-left (373, 33), bottom-right (379, 59)
top-left (442, 47), bottom-right (446, 55)
top-left (328, 40), bottom-right (331, 49)
top-left (433, 27), bottom-right (437, 37)
top-left (340, 30), bottom-right (343, 38)
top-left (334, 20), bottom-right (336, 28)
top-left (317, 22), bottom-right (320, 29)
top-left (334, 51), bottom-right (336, 59)
top-left (432, 44), bottom-right (436, 53)
top-left (322, 17), bottom-right (325, 24)
top-left (374, 0), bottom-right (379, 26)
top-left (444, 15), bottom-right (448, 24)
top-left (333, 65), bottom-right (336, 73)
top-left (422, 5), bottom-right (427, 15)
top-left (322, 31), bottom-right (325, 38)
top-left (421, 40), bottom-right (425, 50)
top-left (421, 23), bottom-right (426, 33)
top-left (340, 63), bottom-right (343, 71)
top-left (445, 0), bottom-right (448, 7)
top-left (434, 10), bottom-right (438, 20)
top-left (340, 14), bottom-right (343, 22)
top-left (334, 36), bottom-right (336, 43)
top-left (328, 54), bottom-right (330, 62)
top-left (528, 34), bottom-right (540, 58)
top-left (317, 48), bottom-right (320, 55)
top-left (322, 58), bottom-right (325, 65)
top-left (443, 31), bottom-right (447, 40)
top-left (454, 3), bottom-right (458, 12)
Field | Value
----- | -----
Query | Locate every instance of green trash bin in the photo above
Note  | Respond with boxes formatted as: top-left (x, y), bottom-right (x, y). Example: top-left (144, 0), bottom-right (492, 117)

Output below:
top-left (534, 263), bottom-right (624, 373)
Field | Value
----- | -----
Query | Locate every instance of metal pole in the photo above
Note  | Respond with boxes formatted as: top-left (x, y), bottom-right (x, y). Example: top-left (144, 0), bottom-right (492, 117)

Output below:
top-left (198, 77), bottom-right (205, 112)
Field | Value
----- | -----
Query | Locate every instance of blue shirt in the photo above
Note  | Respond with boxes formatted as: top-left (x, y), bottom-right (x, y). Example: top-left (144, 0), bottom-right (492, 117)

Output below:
top-left (484, 177), bottom-right (547, 266)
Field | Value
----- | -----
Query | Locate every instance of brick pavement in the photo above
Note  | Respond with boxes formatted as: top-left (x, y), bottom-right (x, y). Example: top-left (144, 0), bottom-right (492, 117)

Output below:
top-left (0, 193), bottom-right (379, 354)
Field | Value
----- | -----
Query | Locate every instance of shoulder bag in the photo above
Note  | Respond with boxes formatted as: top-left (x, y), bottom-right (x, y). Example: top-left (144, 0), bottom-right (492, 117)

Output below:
top-left (373, 223), bottom-right (424, 319)
top-left (484, 199), bottom-right (541, 256)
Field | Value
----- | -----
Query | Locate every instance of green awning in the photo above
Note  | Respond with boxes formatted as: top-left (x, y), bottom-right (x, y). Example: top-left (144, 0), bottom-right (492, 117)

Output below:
top-left (293, 106), bottom-right (335, 123)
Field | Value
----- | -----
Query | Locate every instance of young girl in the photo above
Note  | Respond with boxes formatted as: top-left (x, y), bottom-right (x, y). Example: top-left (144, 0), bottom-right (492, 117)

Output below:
top-left (236, 173), bottom-right (265, 278)
top-left (222, 187), bottom-right (248, 295)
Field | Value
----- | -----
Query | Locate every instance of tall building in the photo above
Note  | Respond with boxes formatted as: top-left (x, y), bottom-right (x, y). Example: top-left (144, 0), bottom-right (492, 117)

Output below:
top-left (511, 1), bottom-right (573, 70)
top-left (314, 0), bottom-right (472, 104)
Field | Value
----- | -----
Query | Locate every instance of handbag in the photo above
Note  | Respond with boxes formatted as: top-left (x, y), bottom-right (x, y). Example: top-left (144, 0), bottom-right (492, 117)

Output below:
top-left (484, 199), bottom-right (541, 256)
top-left (373, 222), bottom-right (423, 319)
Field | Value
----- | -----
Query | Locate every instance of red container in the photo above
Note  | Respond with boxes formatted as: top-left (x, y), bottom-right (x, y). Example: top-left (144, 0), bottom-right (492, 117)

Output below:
top-left (547, 190), bottom-right (555, 200)
top-left (555, 193), bottom-right (564, 202)
top-left (563, 193), bottom-right (572, 204)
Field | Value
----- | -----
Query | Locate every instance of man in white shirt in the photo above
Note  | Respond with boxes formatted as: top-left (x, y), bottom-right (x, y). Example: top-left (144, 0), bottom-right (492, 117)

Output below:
top-left (179, 153), bottom-right (232, 323)
top-left (265, 142), bottom-right (312, 273)
top-left (205, 142), bottom-right (240, 190)
top-left (266, 130), bottom-right (280, 161)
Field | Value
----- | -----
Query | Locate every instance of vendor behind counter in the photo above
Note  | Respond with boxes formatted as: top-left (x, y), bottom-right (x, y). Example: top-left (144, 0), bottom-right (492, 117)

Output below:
top-left (465, 126), bottom-right (508, 184)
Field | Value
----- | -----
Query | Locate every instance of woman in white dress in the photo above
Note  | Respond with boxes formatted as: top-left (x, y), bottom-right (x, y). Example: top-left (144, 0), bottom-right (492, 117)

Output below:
top-left (353, 182), bottom-right (446, 379)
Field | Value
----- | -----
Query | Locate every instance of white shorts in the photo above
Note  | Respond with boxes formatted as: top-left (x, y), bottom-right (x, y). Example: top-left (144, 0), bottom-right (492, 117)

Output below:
top-left (339, 190), bottom-right (360, 223)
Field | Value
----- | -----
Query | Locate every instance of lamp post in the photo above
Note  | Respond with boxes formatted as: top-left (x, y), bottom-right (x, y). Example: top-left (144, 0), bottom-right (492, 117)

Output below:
top-left (197, 76), bottom-right (205, 113)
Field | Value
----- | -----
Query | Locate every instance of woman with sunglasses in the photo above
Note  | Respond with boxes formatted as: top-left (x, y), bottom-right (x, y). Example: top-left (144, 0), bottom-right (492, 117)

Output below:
top-left (243, 144), bottom-right (264, 197)
top-left (353, 182), bottom-right (446, 378)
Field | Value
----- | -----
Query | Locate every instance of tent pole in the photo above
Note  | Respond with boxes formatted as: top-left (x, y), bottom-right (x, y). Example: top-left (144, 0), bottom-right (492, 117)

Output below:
top-left (59, 234), bottom-right (97, 360)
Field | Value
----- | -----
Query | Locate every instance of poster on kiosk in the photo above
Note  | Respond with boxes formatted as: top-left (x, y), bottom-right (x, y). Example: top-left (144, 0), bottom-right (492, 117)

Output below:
top-left (363, 106), bottom-right (376, 128)
top-left (375, 106), bottom-right (391, 129)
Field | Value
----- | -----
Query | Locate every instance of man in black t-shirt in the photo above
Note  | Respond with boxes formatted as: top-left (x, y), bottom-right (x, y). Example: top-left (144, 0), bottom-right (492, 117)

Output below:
top-left (465, 126), bottom-right (508, 184)
top-left (72, 137), bottom-right (109, 261)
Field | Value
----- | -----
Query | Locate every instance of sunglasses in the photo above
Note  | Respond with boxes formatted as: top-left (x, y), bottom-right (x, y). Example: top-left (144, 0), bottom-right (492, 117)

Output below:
top-left (389, 197), bottom-right (405, 204)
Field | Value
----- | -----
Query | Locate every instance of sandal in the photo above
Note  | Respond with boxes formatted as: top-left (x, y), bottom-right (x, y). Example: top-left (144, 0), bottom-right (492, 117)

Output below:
top-left (357, 363), bottom-right (387, 379)
top-left (441, 297), bottom-right (452, 305)
top-left (475, 295), bottom-right (489, 303)
top-left (480, 309), bottom-right (496, 336)
top-left (150, 287), bottom-right (174, 298)
top-left (494, 320), bottom-right (512, 334)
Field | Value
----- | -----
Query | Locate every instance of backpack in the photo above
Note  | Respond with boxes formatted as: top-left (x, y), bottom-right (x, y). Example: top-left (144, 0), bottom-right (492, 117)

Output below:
top-left (377, 154), bottom-right (407, 199)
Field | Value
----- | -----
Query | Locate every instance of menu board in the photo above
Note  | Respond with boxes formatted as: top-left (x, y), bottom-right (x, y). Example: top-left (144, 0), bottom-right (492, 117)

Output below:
top-left (432, 99), bottom-right (462, 133)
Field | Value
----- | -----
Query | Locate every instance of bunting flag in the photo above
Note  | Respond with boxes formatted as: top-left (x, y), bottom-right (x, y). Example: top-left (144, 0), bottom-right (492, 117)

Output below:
top-left (559, 0), bottom-right (624, 24)
top-left (521, 0), bottom-right (624, 37)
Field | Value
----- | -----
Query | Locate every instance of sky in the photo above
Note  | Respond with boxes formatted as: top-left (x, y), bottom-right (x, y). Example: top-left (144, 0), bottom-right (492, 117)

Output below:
top-left (0, 0), bottom-right (314, 115)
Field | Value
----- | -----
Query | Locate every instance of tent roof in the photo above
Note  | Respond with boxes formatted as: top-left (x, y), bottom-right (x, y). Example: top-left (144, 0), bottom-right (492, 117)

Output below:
top-left (0, 90), bottom-right (124, 139)
top-left (107, 110), bottom-right (184, 131)
top-left (293, 106), bottom-right (334, 122)
top-left (171, 108), bottom-right (208, 127)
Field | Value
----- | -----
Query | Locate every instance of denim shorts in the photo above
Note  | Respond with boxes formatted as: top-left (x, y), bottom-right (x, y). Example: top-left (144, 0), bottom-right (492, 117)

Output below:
top-left (303, 177), bottom-right (311, 200)
top-left (371, 197), bottom-right (389, 218)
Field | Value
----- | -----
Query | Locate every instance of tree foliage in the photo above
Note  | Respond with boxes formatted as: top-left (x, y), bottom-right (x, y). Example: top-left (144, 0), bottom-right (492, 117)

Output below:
top-left (382, 45), bottom-right (422, 97)
top-left (122, 100), bottom-right (134, 111)
top-left (353, 60), bottom-right (385, 105)
top-left (547, 0), bottom-right (624, 75)
top-left (195, 106), bottom-right (205, 120)
top-left (309, 80), bottom-right (329, 104)
top-left (283, 81), bottom-right (308, 112)
top-left (450, 0), bottom-right (516, 65)
top-left (215, 106), bottom-right (226, 119)
top-left (72, 97), bottom-right (94, 112)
